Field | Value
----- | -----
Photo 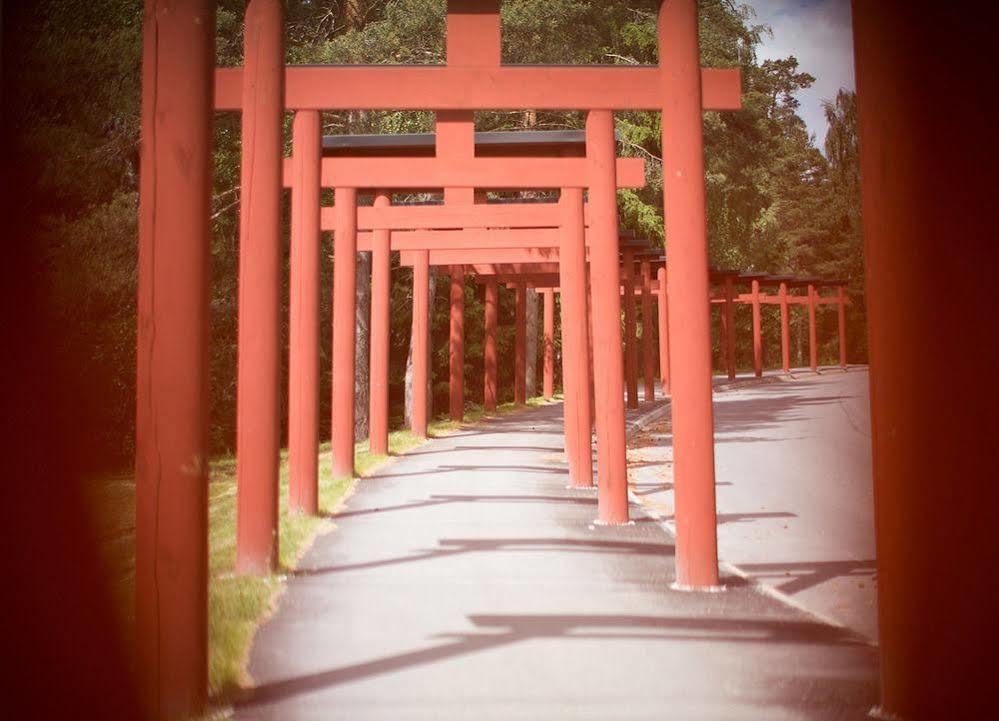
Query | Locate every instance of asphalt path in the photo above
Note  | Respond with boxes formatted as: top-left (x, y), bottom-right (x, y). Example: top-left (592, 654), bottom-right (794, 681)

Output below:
top-left (236, 395), bottom-right (876, 720)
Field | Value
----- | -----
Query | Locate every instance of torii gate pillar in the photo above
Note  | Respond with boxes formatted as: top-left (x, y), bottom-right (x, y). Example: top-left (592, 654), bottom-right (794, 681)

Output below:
top-left (235, 0), bottom-right (284, 574)
top-left (807, 282), bottom-right (818, 372)
top-left (411, 251), bottom-right (430, 438)
top-left (288, 110), bottom-right (321, 514)
top-left (751, 278), bottom-right (763, 378)
top-left (542, 289), bottom-right (556, 400)
top-left (641, 260), bottom-right (656, 403)
top-left (659, 0), bottom-right (719, 586)
top-left (331, 187), bottom-right (359, 477)
top-left (135, 1), bottom-right (214, 716)
top-left (514, 283), bottom-right (527, 404)
top-left (560, 188), bottom-right (594, 487)
top-left (853, 3), bottom-right (999, 717)
top-left (368, 191), bottom-right (392, 456)
top-left (622, 247), bottom-right (639, 409)
top-left (484, 279), bottom-right (499, 412)
top-left (657, 266), bottom-right (670, 394)
top-left (723, 276), bottom-right (736, 380)
top-left (779, 281), bottom-right (791, 373)
top-left (449, 265), bottom-right (465, 421)
top-left (587, 110), bottom-right (629, 524)
top-left (837, 285), bottom-right (847, 369)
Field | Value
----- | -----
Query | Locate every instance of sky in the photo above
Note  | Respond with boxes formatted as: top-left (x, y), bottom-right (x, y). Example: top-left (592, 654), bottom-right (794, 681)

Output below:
top-left (744, 0), bottom-right (856, 150)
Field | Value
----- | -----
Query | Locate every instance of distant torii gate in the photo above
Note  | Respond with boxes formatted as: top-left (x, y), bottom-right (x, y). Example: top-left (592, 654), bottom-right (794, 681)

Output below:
top-left (135, 0), bottom-right (741, 715)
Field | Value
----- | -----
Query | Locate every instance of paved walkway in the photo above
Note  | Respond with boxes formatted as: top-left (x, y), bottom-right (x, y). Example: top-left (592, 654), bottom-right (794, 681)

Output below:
top-left (631, 368), bottom-right (877, 639)
top-left (237, 393), bottom-right (877, 720)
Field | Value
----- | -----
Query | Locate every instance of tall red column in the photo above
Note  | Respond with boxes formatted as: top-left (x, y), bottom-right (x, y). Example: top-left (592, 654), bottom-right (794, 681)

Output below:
top-left (779, 281), bottom-right (791, 373)
top-left (368, 191), bottom-right (392, 456)
top-left (542, 289), bottom-right (555, 400)
top-left (641, 260), bottom-right (656, 403)
top-left (751, 278), bottom-right (763, 378)
top-left (724, 277), bottom-right (736, 380)
top-left (560, 188), bottom-right (594, 487)
top-left (623, 248), bottom-right (639, 409)
top-left (449, 265), bottom-right (465, 420)
top-left (288, 110), bottom-right (321, 515)
top-left (807, 282), bottom-right (818, 372)
top-left (656, 266), bottom-right (671, 394)
top-left (235, 0), bottom-right (284, 576)
top-left (411, 251), bottom-right (430, 438)
top-left (331, 187), bottom-right (358, 477)
top-left (837, 285), bottom-right (847, 369)
top-left (135, 2), bottom-right (213, 716)
top-left (586, 110), bottom-right (629, 524)
top-left (484, 279), bottom-right (499, 412)
top-left (514, 283), bottom-right (527, 404)
top-left (659, 0), bottom-right (719, 587)
top-left (852, 5), bottom-right (999, 716)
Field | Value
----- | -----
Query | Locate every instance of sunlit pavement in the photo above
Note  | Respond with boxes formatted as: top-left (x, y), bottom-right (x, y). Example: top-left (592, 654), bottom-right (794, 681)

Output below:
top-left (235, 390), bottom-right (876, 720)
top-left (630, 368), bottom-right (877, 640)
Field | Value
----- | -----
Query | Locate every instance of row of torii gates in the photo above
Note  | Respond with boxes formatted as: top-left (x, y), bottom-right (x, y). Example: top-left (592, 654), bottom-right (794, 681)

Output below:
top-left (135, 1), bottom-right (943, 719)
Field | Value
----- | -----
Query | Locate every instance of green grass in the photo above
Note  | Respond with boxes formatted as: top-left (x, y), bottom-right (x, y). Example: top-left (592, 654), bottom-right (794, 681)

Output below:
top-left (90, 396), bottom-right (559, 707)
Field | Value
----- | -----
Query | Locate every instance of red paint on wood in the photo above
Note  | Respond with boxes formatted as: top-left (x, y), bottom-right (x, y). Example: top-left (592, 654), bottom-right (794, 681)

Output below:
top-left (543, 289), bottom-right (555, 399)
top-left (514, 283), bottom-right (527, 404)
top-left (332, 188), bottom-right (358, 477)
top-left (135, 1), bottom-right (214, 716)
top-left (660, 0), bottom-right (719, 587)
top-left (484, 280), bottom-right (498, 412)
top-left (560, 188), bottom-right (594, 487)
top-left (587, 111), bottom-right (629, 525)
top-left (288, 110), bottom-right (321, 515)
top-left (235, 0), bottom-right (284, 576)
top-left (656, 266), bottom-right (671, 395)
top-left (641, 260), bottom-right (656, 403)
top-left (368, 191), bottom-right (392, 456)
top-left (779, 281), bottom-right (791, 373)
top-left (449, 265), bottom-right (466, 420)
top-left (411, 251), bottom-right (430, 438)
top-left (751, 278), bottom-right (763, 378)
top-left (623, 248), bottom-right (639, 409)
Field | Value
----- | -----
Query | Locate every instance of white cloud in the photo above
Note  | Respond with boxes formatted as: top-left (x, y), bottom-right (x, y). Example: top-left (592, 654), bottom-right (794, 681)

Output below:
top-left (744, 0), bottom-right (856, 149)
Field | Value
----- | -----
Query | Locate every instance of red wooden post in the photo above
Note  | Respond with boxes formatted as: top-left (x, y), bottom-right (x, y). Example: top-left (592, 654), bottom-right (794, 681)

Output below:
top-left (332, 187), bottom-right (358, 477)
top-left (288, 110), bottom-right (321, 514)
top-left (560, 188), bottom-right (594, 487)
top-left (514, 282), bottom-right (527, 404)
top-left (449, 265), bottom-right (465, 420)
top-left (411, 251), bottom-right (430, 438)
top-left (807, 282), bottom-right (818, 372)
top-left (779, 280), bottom-right (791, 373)
top-left (622, 247), bottom-right (639, 409)
top-left (751, 278), bottom-right (763, 378)
top-left (656, 266), bottom-right (670, 394)
top-left (135, 1), bottom-right (213, 715)
top-left (484, 279), bottom-right (499, 412)
top-left (586, 110), bottom-right (629, 524)
top-left (853, 5), bottom-right (999, 716)
top-left (368, 191), bottom-right (392, 456)
top-left (837, 285), bottom-right (847, 369)
top-left (724, 276), bottom-right (736, 380)
top-left (641, 260), bottom-right (656, 403)
top-left (235, 0), bottom-right (284, 575)
top-left (542, 289), bottom-right (555, 399)
top-left (659, 0), bottom-right (719, 586)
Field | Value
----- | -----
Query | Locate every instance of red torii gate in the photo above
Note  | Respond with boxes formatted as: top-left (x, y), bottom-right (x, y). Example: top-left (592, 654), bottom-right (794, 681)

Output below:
top-left (287, 128), bottom-right (643, 511)
top-left (135, 0), bottom-right (741, 715)
top-left (708, 273), bottom-right (850, 377)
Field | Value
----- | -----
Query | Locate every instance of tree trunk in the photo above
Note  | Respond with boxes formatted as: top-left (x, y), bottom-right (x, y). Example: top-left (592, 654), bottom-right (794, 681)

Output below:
top-left (354, 251), bottom-right (371, 439)
top-left (525, 287), bottom-right (539, 398)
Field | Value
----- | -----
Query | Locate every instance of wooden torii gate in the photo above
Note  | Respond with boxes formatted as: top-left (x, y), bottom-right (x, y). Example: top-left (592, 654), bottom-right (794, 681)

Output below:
top-left (135, 0), bottom-right (741, 715)
top-left (287, 126), bottom-right (644, 516)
